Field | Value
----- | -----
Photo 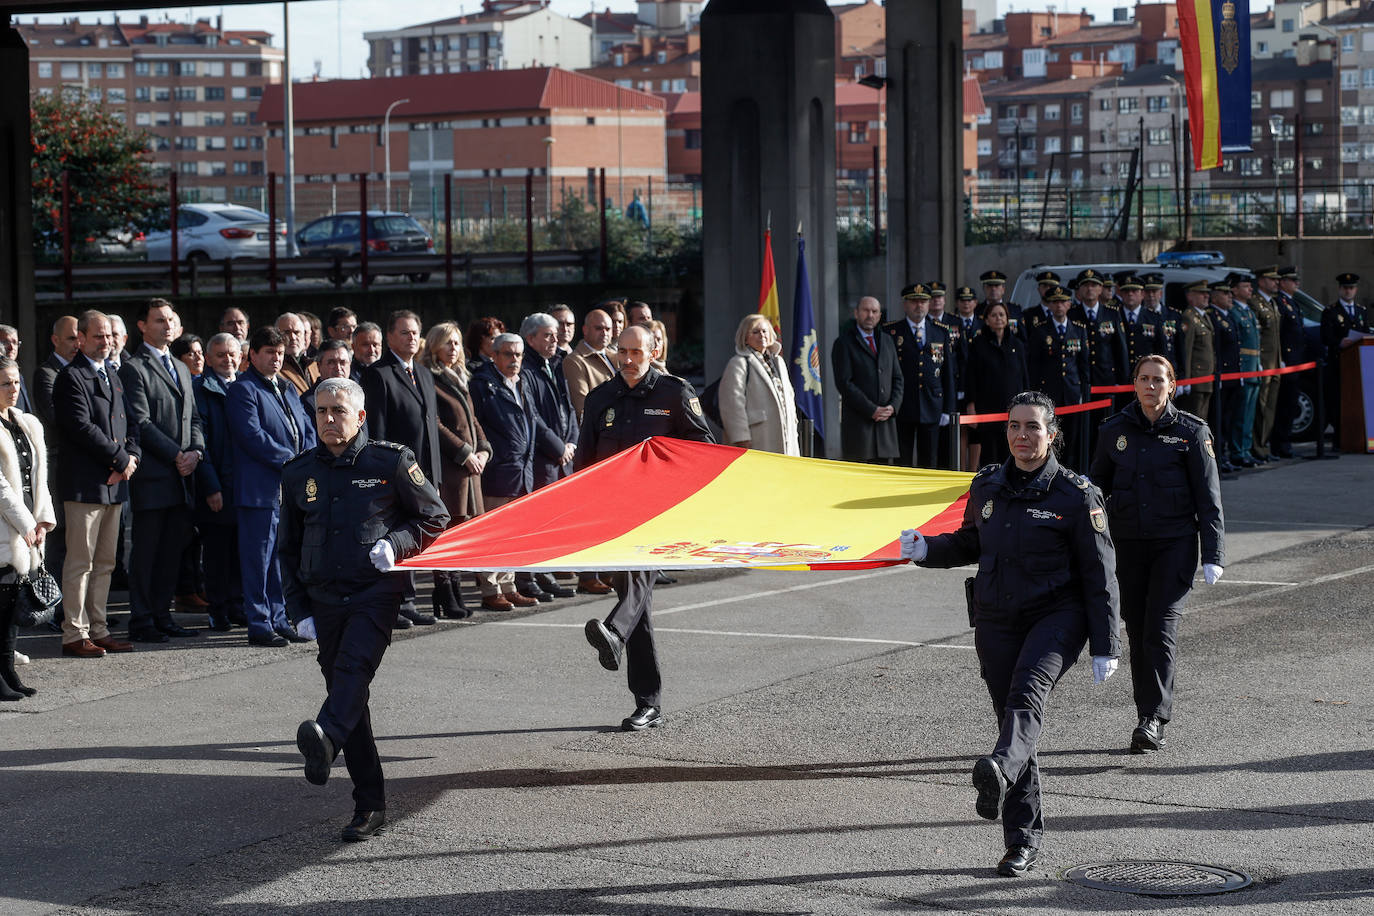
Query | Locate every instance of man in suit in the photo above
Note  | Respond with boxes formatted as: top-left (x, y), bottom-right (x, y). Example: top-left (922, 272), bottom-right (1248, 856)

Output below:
top-left (1024, 286), bottom-right (1092, 469)
top-left (884, 285), bottom-right (954, 469)
top-left (228, 326), bottom-right (317, 647)
top-left (0, 325), bottom-right (34, 413)
top-left (1070, 269), bottom-right (1130, 451)
top-left (276, 313), bottom-right (320, 396)
top-left (360, 310), bottom-right (443, 627)
top-left (326, 307), bottom-right (358, 343)
top-left (1117, 275), bottom-right (1168, 368)
top-left (469, 333), bottom-right (543, 612)
top-left (303, 340), bottom-right (352, 418)
top-left (218, 307), bottom-right (249, 345)
top-left (562, 309), bottom-right (617, 423)
top-left (193, 332), bottom-right (245, 632)
top-left (54, 311), bottom-right (140, 659)
top-left (549, 304), bottom-right (576, 356)
top-left (517, 312), bottom-right (579, 602)
top-left (34, 314), bottom-right (79, 593)
top-left (351, 323), bottom-right (384, 381)
top-left (831, 296), bottom-right (904, 464)
top-left (1268, 267), bottom-right (1306, 459)
top-left (118, 298), bottom-right (205, 643)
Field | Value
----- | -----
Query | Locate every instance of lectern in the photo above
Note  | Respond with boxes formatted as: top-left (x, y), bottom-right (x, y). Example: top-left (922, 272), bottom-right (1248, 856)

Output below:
top-left (1338, 337), bottom-right (1374, 453)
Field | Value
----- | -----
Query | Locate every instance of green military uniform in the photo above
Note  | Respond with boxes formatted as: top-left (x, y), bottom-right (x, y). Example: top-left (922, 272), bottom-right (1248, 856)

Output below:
top-left (1175, 305), bottom-right (1215, 420)
top-left (1229, 300), bottom-right (1262, 461)
top-left (1250, 290), bottom-right (1281, 458)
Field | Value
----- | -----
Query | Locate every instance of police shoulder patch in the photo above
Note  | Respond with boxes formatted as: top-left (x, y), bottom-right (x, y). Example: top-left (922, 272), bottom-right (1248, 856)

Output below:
top-left (408, 462), bottom-right (426, 486)
top-left (689, 396), bottom-right (703, 417)
top-left (1090, 506), bottom-right (1107, 532)
top-left (1203, 438), bottom-right (1216, 458)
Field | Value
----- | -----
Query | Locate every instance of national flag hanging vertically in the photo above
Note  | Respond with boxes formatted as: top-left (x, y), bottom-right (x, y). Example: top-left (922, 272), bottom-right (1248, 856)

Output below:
top-left (1178, 0), bottom-right (1252, 170)
top-left (790, 233), bottom-right (824, 441)
top-left (758, 228), bottom-right (781, 335)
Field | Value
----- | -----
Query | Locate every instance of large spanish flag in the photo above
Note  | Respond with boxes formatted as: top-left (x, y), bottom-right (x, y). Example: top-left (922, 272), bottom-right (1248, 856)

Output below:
top-left (403, 438), bottom-right (971, 572)
top-left (759, 228), bottom-right (781, 335)
top-left (1178, 0), bottom-right (1252, 170)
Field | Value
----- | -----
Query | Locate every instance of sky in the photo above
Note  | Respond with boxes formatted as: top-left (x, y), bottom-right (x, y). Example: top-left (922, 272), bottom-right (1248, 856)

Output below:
top-left (26, 0), bottom-right (1205, 82)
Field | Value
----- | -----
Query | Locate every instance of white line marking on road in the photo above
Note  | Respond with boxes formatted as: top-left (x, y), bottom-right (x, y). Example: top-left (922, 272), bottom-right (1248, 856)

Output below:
top-left (487, 619), bottom-right (975, 649)
top-left (1189, 563), bottom-right (1374, 613)
top-left (1200, 579), bottom-right (1298, 586)
top-left (1226, 519), bottom-right (1366, 530)
top-left (654, 566), bottom-right (913, 617)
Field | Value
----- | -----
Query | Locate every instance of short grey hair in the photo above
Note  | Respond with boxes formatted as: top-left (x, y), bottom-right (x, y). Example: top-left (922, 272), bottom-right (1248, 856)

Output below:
top-left (492, 332), bottom-right (523, 354)
top-left (275, 312), bottom-right (303, 330)
top-left (314, 377), bottom-right (365, 413)
top-left (519, 312), bottom-right (558, 338)
top-left (108, 315), bottom-right (127, 335)
top-left (207, 332), bottom-right (240, 353)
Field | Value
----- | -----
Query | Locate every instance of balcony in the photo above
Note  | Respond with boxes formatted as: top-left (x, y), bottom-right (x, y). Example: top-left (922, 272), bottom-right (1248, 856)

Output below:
top-left (997, 116), bottom-right (1038, 135)
top-left (997, 149), bottom-right (1038, 166)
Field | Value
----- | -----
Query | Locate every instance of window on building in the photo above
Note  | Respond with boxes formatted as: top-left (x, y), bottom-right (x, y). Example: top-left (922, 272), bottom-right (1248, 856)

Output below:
top-left (205, 87), bottom-right (225, 101)
top-left (1305, 88), bottom-right (1323, 104)
top-left (1308, 157), bottom-right (1324, 171)
top-left (1147, 161), bottom-right (1172, 178)
top-left (1001, 104), bottom-right (1018, 117)
top-left (1118, 96), bottom-right (1139, 113)
top-left (174, 87), bottom-right (197, 101)
top-left (1343, 33), bottom-right (1355, 52)
top-left (209, 162), bottom-right (227, 176)
top-left (231, 86), bottom-right (247, 100)
top-left (134, 61), bottom-right (149, 76)
top-left (203, 61), bottom-right (224, 77)
top-left (231, 61), bottom-right (246, 77)
top-left (849, 122), bottom-right (868, 143)
top-left (59, 62), bottom-right (79, 79)
top-left (36, 62), bottom-right (52, 78)
top-left (154, 87), bottom-right (170, 101)
top-left (1070, 102), bottom-right (1083, 123)
top-left (977, 138), bottom-right (992, 156)
top-left (1251, 124), bottom-right (1265, 145)
top-left (1305, 121), bottom-right (1325, 136)
top-left (1364, 105), bottom-right (1374, 125)
top-left (1342, 69), bottom-right (1359, 89)
top-left (249, 62), bottom-right (264, 77)
top-left (1043, 135), bottom-right (1061, 153)
top-left (1364, 68), bottom-right (1374, 88)
top-left (232, 112), bottom-right (249, 126)
top-left (1257, 41), bottom-right (1269, 54)
top-left (1022, 136), bottom-right (1037, 151)
top-left (107, 88), bottom-right (126, 103)
top-left (248, 87), bottom-right (262, 100)
top-left (1070, 167), bottom-right (1084, 185)
top-left (1146, 95), bottom-right (1169, 112)
top-left (1148, 128), bottom-right (1170, 146)
top-left (1099, 98), bottom-right (1112, 111)
top-left (175, 61), bottom-right (196, 76)
top-left (1276, 157), bottom-right (1295, 175)
top-left (1070, 135), bottom-right (1084, 153)
top-left (153, 61), bottom-right (169, 76)
top-left (1251, 90), bottom-right (1262, 109)
top-left (174, 137), bottom-right (197, 151)
top-left (1343, 106), bottom-right (1360, 125)
top-left (178, 162), bottom-right (197, 175)
top-left (685, 128), bottom-right (702, 150)
top-left (1270, 89), bottom-right (1295, 107)
top-left (205, 137), bottom-right (226, 150)
top-left (233, 161), bottom-right (250, 175)
top-left (1239, 158), bottom-right (1263, 176)
top-left (204, 112), bottom-right (225, 126)
top-left (1118, 129), bottom-right (1139, 145)
top-left (85, 62), bottom-right (99, 77)
top-left (1043, 103), bottom-right (1060, 121)
top-left (1282, 18), bottom-right (1294, 32)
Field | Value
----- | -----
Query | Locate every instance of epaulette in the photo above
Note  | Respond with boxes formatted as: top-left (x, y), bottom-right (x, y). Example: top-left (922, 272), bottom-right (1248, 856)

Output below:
top-left (1071, 319), bottom-right (1087, 328)
top-left (1058, 467), bottom-right (1092, 491)
top-left (657, 372), bottom-right (690, 388)
top-left (284, 450), bottom-right (314, 469)
top-left (369, 439), bottom-right (409, 452)
top-left (975, 463), bottom-right (1000, 477)
top-left (1173, 409), bottom-right (1206, 428)
top-left (881, 319), bottom-right (904, 331)
top-left (1101, 301), bottom-right (1121, 311)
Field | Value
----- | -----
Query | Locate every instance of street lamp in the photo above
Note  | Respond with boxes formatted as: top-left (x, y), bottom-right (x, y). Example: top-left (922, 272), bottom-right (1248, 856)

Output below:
top-left (544, 136), bottom-right (556, 218)
top-left (1269, 113), bottom-right (1284, 238)
top-left (383, 97), bottom-right (410, 213)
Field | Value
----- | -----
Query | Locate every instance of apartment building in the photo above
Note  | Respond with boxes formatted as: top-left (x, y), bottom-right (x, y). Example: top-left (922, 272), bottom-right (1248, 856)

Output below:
top-left (364, 1), bottom-right (590, 78)
top-left (577, 33), bottom-right (701, 93)
top-left (21, 15), bottom-right (283, 204)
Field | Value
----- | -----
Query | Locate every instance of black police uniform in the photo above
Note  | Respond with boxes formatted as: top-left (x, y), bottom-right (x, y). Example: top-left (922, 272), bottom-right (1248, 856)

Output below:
top-left (280, 430), bottom-right (449, 814)
top-left (1090, 401), bottom-right (1224, 733)
top-left (1024, 313), bottom-right (1091, 469)
top-left (884, 316), bottom-right (955, 468)
top-left (919, 455), bottom-right (1120, 852)
top-left (1119, 303), bottom-right (1168, 368)
top-left (1070, 297), bottom-right (1130, 466)
top-left (963, 328), bottom-right (1029, 466)
top-left (1270, 290), bottom-right (1305, 457)
top-left (1209, 304), bottom-right (1242, 465)
top-left (575, 367), bottom-right (714, 713)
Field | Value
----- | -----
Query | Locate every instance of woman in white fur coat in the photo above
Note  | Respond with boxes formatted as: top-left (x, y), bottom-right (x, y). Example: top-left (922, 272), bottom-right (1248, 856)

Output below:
top-left (0, 356), bottom-right (55, 700)
top-left (719, 314), bottom-right (800, 456)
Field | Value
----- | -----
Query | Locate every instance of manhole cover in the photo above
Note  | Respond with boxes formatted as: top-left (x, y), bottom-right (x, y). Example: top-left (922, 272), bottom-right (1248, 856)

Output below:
top-left (1063, 861), bottom-right (1252, 897)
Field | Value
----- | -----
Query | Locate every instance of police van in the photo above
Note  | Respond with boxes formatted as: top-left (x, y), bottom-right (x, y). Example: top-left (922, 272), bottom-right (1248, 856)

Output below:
top-left (1006, 251), bottom-right (1326, 440)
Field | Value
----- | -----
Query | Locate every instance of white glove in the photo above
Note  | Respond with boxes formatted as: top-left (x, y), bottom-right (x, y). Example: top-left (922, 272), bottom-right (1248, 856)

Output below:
top-left (899, 528), bottom-right (928, 562)
top-left (295, 617), bottom-right (317, 640)
top-left (938, 413), bottom-right (951, 427)
top-left (369, 538), bottom-right (397, 572)
top-left (1177, 384), bottom-right (1192, 395)
top-left (1203, 563), bottom-right (1223, 585)
top-left (1092, 656), bottom-right (1118, 684)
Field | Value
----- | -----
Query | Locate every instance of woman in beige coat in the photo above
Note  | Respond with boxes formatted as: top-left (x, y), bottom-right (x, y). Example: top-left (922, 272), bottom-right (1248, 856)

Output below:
top-left (719, 314), bottom-right (800, 456)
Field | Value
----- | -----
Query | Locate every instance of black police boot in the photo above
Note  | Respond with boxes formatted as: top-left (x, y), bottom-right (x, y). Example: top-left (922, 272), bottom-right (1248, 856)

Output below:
top-left (296, 720), bottom-right (335, 786)
top-left (996, 845), bottom-right (1039, 877)
top-left (621, 705), bottom-right (662, 731)
top-left (1131, 716), bottom-right (1166, 753)
top-left (584, 618), bottom-right (624, 671)
top-left (431, 576), bottom-right (456, 619)
top-left (341, 810), bottom-right (385, 841)
top-left (972, 756), bottom-right (1009, 821)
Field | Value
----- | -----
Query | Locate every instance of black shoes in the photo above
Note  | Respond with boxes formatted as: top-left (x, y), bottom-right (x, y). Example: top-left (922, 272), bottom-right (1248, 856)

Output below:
top-left (584, 619), bottom-right (624, 671)
top-left (158, 622), bottom-right (198, 638)
top-left (972, 756), bottom-right (1009, 821)
top-left (249, 632), bottom-right (288, 648)
top-left (297, 720), bottom-right (334, 786)
top-left (535, 574), bottom-right (574, 599)
top-left (399, 605), bottom-right (436, 626)
top-left (277, 625), bottom-right (312, 643)
top-left (621, 705), bottom-right (662, 731)
top-left (393, 613), bottom-right (413, 630)
top-left (655, 572), bottom-right (678, 585)
top-left (517, 581), bottom-right (554, 603)
top-left (128, 628), bottom-right (170, 644)
top-left (341, 810), bottom-right (385, 841)
top-left (996, 844), bottom-right (1038, 877)
top-left (1131, 716), bottom-right (1167, 753)
top-left (432, 578), bottom-right (471, 619)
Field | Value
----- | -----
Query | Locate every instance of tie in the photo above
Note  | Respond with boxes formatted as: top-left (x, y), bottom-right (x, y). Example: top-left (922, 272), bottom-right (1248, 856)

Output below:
top-left (1087, 309), bottom-right (1097, 323)
top-left (1057, 323), bottom-right (1066, 339)
top-left (1348, 304), bottom-right (1356, 319)
top-left (916, 326), bottom-right (925, 349)
top-left (95, 364), bottom-right (111, 396)
top-left (406, 363), bottom-right (418, 387)
top-left (161, 353), bottom-right (181, 393)
top-left (865, 334), bottom-right (876, 355)
top-left (543, 361), bottom-right (553, 380)
top-left (965, 319), bottom-right (973, 333)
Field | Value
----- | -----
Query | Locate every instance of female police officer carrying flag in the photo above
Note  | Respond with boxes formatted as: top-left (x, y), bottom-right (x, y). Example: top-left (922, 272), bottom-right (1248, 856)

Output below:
top-left (898, 391), bottom-right (1121, 877)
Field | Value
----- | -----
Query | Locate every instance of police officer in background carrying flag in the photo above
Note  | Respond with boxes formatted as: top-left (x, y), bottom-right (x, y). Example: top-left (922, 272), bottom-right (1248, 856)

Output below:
top-left (581, 325), bottom-right (713, 731)
top-left (282, 378), bottom-right (449, 842)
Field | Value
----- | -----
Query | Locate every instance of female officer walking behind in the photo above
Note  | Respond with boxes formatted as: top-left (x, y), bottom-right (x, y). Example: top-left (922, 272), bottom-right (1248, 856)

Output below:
top-left (1090, 355), bottom-right (1224, 755)
top-left (901, 391), bottom-right (1121, 877)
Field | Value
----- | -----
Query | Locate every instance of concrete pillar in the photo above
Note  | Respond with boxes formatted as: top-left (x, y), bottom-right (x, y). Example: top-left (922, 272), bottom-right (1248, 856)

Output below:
top-left (0, 19), bottom-right (36, 378)
top-left (701, 0), bottom-right (840, 455)
top-left (885, 0), bottom-right (965, 316)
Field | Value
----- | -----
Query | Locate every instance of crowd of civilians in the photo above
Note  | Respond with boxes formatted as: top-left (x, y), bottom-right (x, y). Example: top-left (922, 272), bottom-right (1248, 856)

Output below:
top-left (0, 294), bottom-right (791, 697)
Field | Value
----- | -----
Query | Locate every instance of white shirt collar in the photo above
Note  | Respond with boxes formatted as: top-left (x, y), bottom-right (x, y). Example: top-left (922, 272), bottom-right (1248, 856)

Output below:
top-left (389, 348), bottom-right (414, 371)
top-left (142, 341), bottom-right (170, 358)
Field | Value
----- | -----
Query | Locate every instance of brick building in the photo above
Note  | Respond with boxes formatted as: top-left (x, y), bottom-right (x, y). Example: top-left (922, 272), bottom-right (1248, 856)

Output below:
top-left (21, 14), bottom-right (283, 204)
top-left (257, 67), bottom-right (666, 224)
top-left (577, 33), bottom-right (701, 93)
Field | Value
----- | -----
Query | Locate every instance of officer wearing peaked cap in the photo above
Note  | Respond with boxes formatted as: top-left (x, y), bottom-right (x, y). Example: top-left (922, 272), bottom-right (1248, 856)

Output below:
top-left (885, 283), bottom-right (955, 468)
top-left (1248, 265), bottom-right (1282, 460)
top-left (1116, 274), bottom-right (1168, 370)
top-left (1025, 286), bottom-right (1091, 469)
top-left (1322, 271), bottom-right (1373, 444)
top-left (1174, 280), bottom-right (1215, 422)
top-left (977, 270), bottom-right (1023, 334)
top-left (1225, 272), bottom-right (1262, 468)
top-left (1071, 269), bottom-right (1129, 458)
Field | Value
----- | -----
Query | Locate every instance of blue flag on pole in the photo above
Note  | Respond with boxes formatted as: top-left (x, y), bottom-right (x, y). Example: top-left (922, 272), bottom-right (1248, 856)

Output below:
top-left (790, 234), bottom-right (824, 441)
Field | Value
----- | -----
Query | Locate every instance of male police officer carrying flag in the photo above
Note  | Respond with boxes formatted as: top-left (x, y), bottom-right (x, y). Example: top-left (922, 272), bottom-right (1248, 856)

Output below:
top-left (281, 377), bottom-right (449, 841)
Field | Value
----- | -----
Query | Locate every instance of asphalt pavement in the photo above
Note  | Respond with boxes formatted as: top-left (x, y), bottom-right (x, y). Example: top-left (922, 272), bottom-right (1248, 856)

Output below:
top-left (3, 450), bottom-right (1372, 915)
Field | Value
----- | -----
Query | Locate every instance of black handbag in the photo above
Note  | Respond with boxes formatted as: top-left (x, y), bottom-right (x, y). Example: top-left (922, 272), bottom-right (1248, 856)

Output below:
top-left (15, 565), bottom-right (62, 628)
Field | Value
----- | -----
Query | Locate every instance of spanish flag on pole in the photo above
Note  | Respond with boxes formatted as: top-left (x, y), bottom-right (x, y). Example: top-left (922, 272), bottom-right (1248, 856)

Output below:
top-left (1178, 0), bottom-right (1252, 170)
top-left (759, 227), bottom-right (781, 335)
top-left (403, 438), bottom-right (971, 572)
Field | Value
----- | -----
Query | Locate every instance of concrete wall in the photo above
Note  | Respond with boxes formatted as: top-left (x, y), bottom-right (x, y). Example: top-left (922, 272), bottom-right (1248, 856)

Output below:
top-left (1177, 237), bottom-right (1374, 305)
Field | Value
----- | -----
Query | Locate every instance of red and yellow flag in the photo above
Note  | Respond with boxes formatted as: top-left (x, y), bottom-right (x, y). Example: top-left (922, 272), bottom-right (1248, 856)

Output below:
top-left (403, 438), bottom-right (971, 572)
top-left (759, 228), bottom-right (781, 335)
